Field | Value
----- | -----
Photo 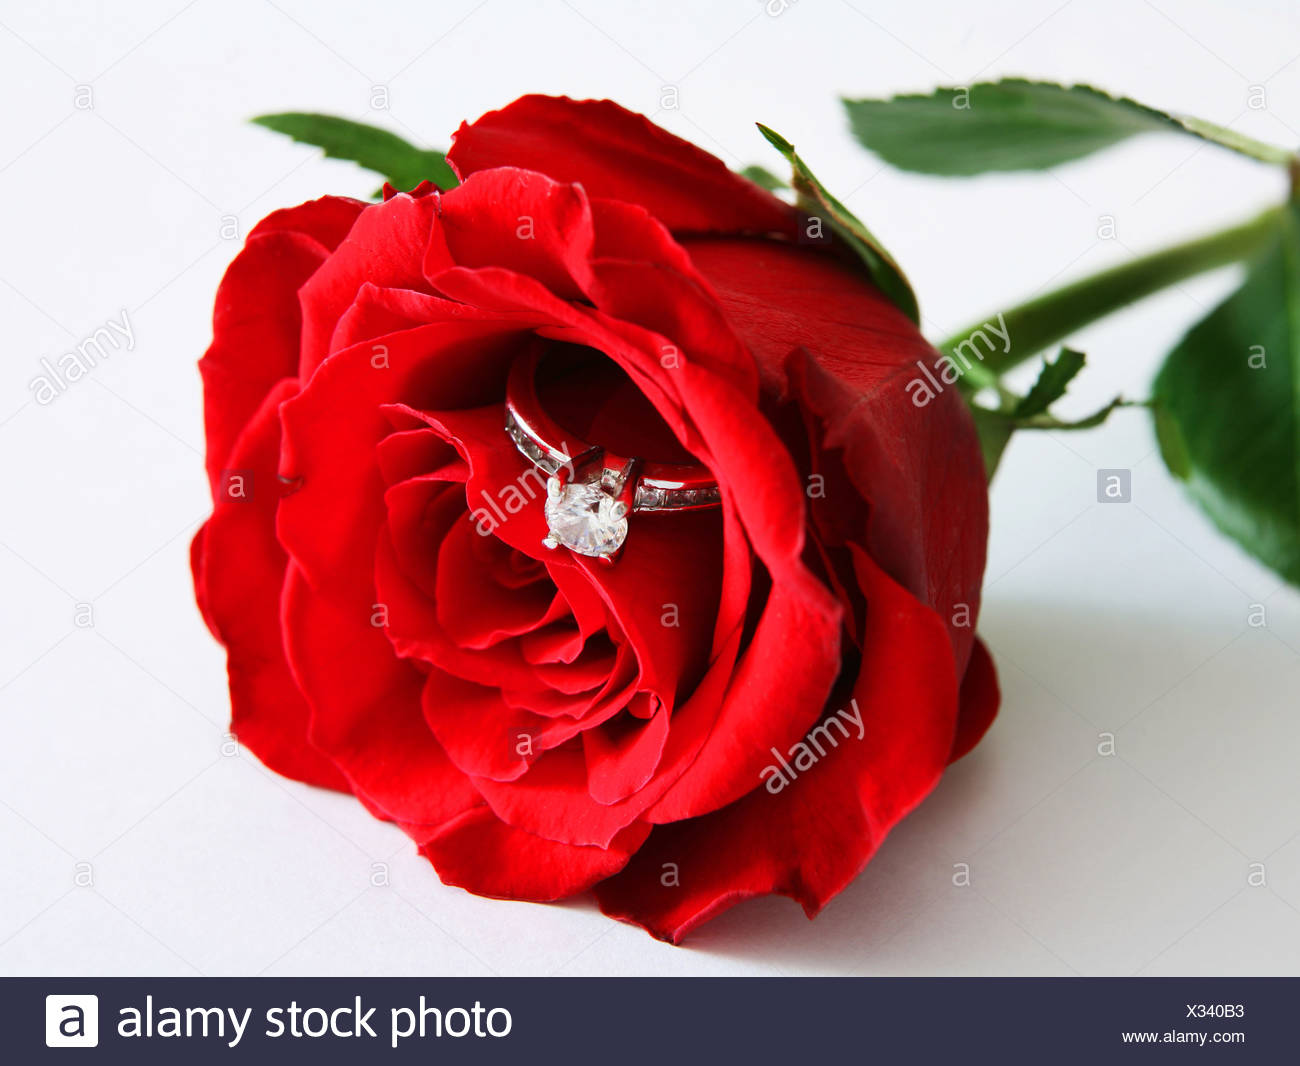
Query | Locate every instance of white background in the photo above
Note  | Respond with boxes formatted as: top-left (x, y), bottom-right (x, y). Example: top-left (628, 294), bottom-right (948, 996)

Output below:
top-left (2, 0), bottom-right (1299, 977)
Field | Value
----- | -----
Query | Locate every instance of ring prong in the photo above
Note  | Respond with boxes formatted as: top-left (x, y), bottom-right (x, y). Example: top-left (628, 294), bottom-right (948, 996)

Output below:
top-left (616, 458), bottom-right (641, 517)
top-left (542, 535), bottom-right (559, 550)
top-left (561, 445), bottom-right (603, 486)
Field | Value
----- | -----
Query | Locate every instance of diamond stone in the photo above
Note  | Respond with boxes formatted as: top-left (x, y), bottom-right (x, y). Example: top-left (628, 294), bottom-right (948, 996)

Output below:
top-left (544, 475), bottom-right (628, 557)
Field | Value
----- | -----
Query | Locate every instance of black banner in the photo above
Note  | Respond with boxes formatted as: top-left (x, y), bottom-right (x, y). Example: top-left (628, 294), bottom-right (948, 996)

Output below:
top-left (14, 977), bottom-right (1289, 1062)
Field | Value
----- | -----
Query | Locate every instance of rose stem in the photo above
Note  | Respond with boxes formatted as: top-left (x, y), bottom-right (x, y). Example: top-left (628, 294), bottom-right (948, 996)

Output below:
top-left (936, 203), bottom-right (1286, 389)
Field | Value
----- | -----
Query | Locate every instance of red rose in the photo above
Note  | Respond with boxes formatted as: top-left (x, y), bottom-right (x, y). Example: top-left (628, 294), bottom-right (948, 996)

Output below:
top-left (192, 95), bottom-right (998, 942)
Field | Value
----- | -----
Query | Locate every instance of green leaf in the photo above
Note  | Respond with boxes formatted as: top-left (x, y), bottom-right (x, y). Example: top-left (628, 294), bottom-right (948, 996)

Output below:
top-left (756, 123), bottom-right (919, 323)
top-left (966, 345), bottom-right (1122, 481)
top-left (1015, 396), bottom-right (1127, 431)
top-left (1013, 347), bottom-right (1086, 419)
top-left (252, 113), bottom-right (458, 192)
top-left (843, 79), bottom-right (1295, 176)
top-left (1153, 202), bottom-right (1300, 586)
top-left (740, 163), bottom-right (787, 191)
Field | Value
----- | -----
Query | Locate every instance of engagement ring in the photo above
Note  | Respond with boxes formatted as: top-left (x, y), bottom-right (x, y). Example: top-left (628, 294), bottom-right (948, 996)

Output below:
top-left (504, 350), bottom-right (720, 563)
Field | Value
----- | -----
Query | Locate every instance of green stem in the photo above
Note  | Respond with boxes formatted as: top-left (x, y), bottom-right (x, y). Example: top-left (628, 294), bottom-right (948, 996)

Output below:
top-left (937, 205), bottom-right (1285, 380)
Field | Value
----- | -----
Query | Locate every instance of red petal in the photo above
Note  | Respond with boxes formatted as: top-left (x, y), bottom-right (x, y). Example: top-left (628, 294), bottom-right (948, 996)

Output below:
top-left (377, 486), bottom-right (621, 710)
top-left (277, 320), bottom-right (528, 606)
top-left (377, 520), bottom-right (566, 693)
top-left (587, 195), bottom-right (758, 398)
top-left (281, 563), bottom-right (480, 832)
top-left (375, 426), bottom-right (464, 496)
top-left (420, 667), bottom-right (589, 783)
top-left (595, 548), bottom-right (962, 943)
top-left (330, 284), bottom-right (475, 353)
top-left (434, 518), bottom-right (557, 649)
top-left (643, 565), bottom-right (841, 823)
top-left (584, 700), bottom-right (670, 805)
top-left (950, 637), bottom-right (1000, 762)
top-left (198, 195), bottom-right (363, 487)
top-left (251, 194), bottom-right (366, 247)
top-left (422, 806), bottom-right (649, 902)
top-left (448, 96), bottom-right (795, 237)
top-left (440, 168), bottom-right (595, 300)
top-left (470, 746), bottom-right (654, 849)
top-left (430, 265), bottom-right (698, 449)
top-left (191, 378), bottom-right (346, 791)
top-left (688, 238), bottom-right (989, 673)
top-left (296, 192), bottom-right (449, 376)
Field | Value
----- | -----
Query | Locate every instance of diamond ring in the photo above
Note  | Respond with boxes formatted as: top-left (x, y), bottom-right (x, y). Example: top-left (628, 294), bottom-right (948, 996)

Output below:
top-left (503, 350), bottom-right (720, 563)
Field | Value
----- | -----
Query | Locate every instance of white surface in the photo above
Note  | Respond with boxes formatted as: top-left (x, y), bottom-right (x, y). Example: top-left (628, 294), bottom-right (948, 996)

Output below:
top-left (2, 0), bottom-right (1299, 976)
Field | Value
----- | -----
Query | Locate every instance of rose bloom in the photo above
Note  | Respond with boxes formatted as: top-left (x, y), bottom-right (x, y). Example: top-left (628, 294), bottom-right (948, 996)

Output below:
top-left (192, 96), bottom-right (998, 942)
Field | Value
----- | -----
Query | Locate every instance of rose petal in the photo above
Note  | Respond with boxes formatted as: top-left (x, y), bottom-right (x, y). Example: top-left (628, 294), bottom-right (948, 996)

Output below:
top-left (420, 667), bottom-right (610, 783)
top-left (448, 95), bottom-right (795, 236)
top-left (277, 320), bottom-right (529, 605)
top-left (192, 378), bottom-right (347, 791)
top-left (642, 567), bottom-right (841, 823)
top-left (688, 238), bottom-right (989, 672)
top-left (595, 547), bottom-right (962, 942)
top-left (378, 511), bottom-right (563, 692)
top-left (950, 637), bottom-right (999, 762)
top-left (584, 700), bottom-right (670, 805)
top-left (296, 192), bottom-right (448, 375)
top-left (470, 745), bottom-right (652, 849)
top-left (435, 519), bottom-right (558, 650)
top-left (422, 806), bottom-right (650, 902)
top-left (440, 168), bottom-right (596, 300)
top-left (198, 195), bottom-right (363, 486)
top-left (282, 563), bottom-right (479, 832)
